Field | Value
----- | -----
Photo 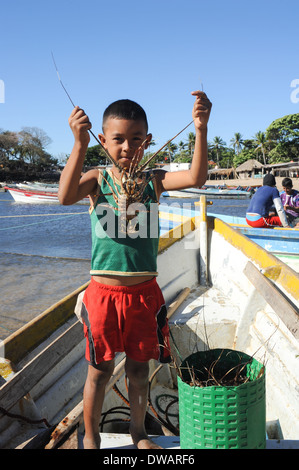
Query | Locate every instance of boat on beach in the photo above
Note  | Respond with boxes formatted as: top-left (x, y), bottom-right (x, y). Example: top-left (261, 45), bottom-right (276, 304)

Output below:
top-left (4, 186), bottom-right (90, 204)
top-left (161, 202), bottom-right (299, 271)
top-left (16, 182), bottom-right (59, 192)
top-left (162, 185), bottom-right (255, 199)
top-left (0, 197), bottom-right (298, 449)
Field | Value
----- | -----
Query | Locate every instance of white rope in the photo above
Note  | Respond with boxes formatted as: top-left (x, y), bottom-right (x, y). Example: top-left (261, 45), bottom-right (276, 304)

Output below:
top-left (0, 212), bottom-right (88, 231)
top-left (0, 211), bottom-right (88, 218)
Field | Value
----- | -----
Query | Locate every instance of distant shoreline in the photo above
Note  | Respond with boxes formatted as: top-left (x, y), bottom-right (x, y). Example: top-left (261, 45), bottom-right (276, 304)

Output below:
top-left (2, 176), bottom-right (299, 193)
top-left (208, 176), bottom-right (299, 192)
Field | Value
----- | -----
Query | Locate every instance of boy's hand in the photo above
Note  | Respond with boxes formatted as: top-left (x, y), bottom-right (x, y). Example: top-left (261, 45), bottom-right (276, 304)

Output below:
top-left (68, 106), bottom-right (91, 147)
top-left (191, 91), bottom-right (212, 131)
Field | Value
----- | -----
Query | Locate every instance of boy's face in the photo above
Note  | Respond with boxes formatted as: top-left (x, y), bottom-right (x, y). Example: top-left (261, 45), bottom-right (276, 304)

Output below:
top-left (99, 118), bottom-right (152, 170)
top-left (283, 186), bottom-right (293, 195)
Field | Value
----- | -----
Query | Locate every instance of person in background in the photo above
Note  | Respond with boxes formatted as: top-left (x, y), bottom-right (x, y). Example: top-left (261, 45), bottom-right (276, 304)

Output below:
top-left (246, 173), bottom-right (289, 228)
top-left (280, 177), bottom-right (299, 225)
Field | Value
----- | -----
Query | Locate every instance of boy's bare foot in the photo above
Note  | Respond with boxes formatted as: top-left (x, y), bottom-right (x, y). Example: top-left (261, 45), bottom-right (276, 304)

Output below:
top-left (134, 438), bottom-right (162, 450)
top-left (83, 435), bottom-right (101, 449)
top-left (130, 429), bottom-right (162, 449)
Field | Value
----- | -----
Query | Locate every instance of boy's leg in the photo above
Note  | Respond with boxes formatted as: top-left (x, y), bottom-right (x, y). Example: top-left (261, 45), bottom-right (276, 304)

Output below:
top-left (125, 356), bottom-right (162, 450)
top-left (83, 360), bottom-right (114, 449)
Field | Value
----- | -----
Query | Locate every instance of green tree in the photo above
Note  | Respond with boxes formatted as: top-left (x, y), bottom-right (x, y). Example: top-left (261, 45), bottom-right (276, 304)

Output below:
top-left (232, 139), bottom-right (256, 167)
top-left (266, 113), bottom-right (299, 162)
top-left (8, 127), bottom-right (54, 168)
top-left (0, 130), bottom-right (18, 164)
top-left (210, 136), bottom-right (226, 164)
top-left (230, 132), bottom-right (244, 155)
top-left (85, 144), bottom-right (108, 166)
top-left (219, 148), bottom-right (235, 168)
top-left (253, 131), bottom-right (268, 165)
top-left (187, 132), bottom-right (196, 156)
top-left (165, 142), bottom-right (178, 162)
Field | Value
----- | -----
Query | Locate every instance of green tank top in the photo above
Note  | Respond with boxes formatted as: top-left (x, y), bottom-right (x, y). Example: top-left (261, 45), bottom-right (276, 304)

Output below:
top-left (89, 169), bottom-right (160, 276)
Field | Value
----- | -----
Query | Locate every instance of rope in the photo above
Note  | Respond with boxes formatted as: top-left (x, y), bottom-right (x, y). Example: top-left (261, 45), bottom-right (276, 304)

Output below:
top-left (0, 212), bottom-right (88, 231)
top-left (111, 371), bottom-right (179, 435)
top-left (0, 211), bottom-right (88, 218)
top-left (0, 251), bottom-right (90, 261)
top-left (0, 405), bottom-right (52, 428)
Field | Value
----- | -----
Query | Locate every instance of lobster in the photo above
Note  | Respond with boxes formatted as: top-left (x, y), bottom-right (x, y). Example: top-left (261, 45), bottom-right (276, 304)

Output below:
top-left (98, 120), bottom-right (193, 233)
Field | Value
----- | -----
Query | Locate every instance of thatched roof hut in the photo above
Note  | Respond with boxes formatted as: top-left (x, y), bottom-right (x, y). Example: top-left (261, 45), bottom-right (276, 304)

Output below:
top-left (207, 167), bottom-right (236, 181)
top-left (236, 159), bottom-right (263, 179)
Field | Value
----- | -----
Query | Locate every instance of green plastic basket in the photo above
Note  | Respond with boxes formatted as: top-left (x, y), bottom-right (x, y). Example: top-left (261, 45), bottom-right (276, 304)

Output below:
top-left (178, 349), bottom-right (266, 449)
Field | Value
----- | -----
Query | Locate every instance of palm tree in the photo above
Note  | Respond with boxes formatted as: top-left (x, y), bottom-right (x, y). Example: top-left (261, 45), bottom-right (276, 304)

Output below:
top-left (210, 136), bottom-right (226, 164)
top-left (187, 132), bottom-right (196, 156)
top-left (230, 132), bottom-right (244, 155)
top-left (254, 131), bottom-right (267, 165)
top-left (147, 139), bottom-right (156, 153)
top-left (166, 142), bottom-right (178, 162)
top-left (178, 140), bottom-right (187, 153)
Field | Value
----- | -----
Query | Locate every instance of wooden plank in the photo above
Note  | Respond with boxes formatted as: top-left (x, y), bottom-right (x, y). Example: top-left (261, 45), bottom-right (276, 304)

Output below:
top-left (244, 261), bottom-right (299, 339)
top-left (3, 281), bottom-right (89, 365)
top-left (45, 355), bottom-right (127, 449)
top-left (167, 287), bottom-right (190, 318)
top-left (0, 320), bottom-right (84, 410)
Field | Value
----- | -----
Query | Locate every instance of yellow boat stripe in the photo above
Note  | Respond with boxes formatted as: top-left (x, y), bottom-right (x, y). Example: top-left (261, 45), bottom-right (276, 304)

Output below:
top-left (211, 217), bottom-right (299, 300)
top-left (158, 217), bottom-right (196, 252)
top-left (159, 211), bottom-right (190, 223)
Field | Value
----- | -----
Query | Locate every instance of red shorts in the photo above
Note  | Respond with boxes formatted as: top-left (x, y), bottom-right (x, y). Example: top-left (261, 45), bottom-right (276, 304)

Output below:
top-left (246, 216), bottom-right (282, 228)
top-left (81, 277), bottom-right (171, 365)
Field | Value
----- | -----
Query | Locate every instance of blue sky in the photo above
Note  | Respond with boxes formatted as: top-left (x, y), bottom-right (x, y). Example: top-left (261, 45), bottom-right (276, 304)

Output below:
top-left (1, 0), bottom-right (299, 160)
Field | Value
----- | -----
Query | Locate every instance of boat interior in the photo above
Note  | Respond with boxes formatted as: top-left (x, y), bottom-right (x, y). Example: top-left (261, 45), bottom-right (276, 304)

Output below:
top-left (0, 206), bottom-right (298, 449)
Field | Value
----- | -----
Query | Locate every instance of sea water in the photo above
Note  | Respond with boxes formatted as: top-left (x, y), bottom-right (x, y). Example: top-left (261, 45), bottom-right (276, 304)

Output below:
top-left (0, 191), bottom-right (249, 340)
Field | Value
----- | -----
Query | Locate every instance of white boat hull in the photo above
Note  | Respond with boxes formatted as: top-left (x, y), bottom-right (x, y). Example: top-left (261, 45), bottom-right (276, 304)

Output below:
top-left (5, 187), bottom-right (89, 204)
top-left (163, 187), bottom-right (253, 199)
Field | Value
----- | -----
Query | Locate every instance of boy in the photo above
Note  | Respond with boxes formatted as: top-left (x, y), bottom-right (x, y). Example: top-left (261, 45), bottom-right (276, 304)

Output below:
top-left (58, 91), bottom-right (211, 449)
top-left (280, 177), bottom-right (299, 224)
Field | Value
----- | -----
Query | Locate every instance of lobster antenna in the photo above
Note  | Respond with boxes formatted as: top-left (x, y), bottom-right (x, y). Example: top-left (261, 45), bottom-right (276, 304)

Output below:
top-left (199, 75), bottom-right (204, 92)
top-left (51, 52), bottom-right (76, 108)
top-left (139, 77), bottom-right (205, 172)
top-left (51, 52), bottom-right (122, 171)
top-left (137, 119), bottom-right (194, 173)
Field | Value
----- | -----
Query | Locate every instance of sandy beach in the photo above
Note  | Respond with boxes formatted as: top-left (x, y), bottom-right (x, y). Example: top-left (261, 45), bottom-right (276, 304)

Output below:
top-left (210, 177), bottom-right (299, 192)
top-left (2, 176), bottom-right (299, 192)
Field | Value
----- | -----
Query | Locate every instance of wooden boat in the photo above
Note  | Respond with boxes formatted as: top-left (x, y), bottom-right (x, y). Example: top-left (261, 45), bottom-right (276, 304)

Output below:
top-left (4, 186), bottom-right (90, 204)
top-left (207, 212), bottom-right (299, 272)
top-left (0, 197), bottom-right (298, 449)
top-left (160, 203), bottom-right (299, 270)
top-left (16, 182), bottom-right (59, 192)
top-left (162, 185), bottom-right (254, 199)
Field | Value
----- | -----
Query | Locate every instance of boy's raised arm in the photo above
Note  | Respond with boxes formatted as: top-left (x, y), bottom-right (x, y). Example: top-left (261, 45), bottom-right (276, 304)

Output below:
top-left (155, 91), bottom-right (212, 193)
top-left (58, 107), bottom-right (98, 205)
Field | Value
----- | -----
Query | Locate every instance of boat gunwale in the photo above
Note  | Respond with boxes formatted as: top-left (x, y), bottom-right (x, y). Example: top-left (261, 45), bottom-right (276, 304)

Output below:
top-left (209, 216), bottom-right (299, 301)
